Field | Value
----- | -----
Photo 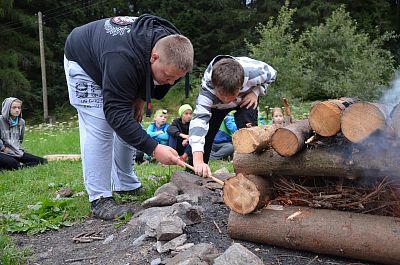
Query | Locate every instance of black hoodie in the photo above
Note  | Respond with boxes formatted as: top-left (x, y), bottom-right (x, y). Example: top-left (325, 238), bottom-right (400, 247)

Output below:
top-left (64, 15), bottom-right (180, 155)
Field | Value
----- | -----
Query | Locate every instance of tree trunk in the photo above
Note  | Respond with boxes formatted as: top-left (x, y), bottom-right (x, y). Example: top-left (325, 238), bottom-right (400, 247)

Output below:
top-left (233, 141), bottom-right (400, 179)
top-left (309, 98), bottom-right (356, 137)
top-left (232, 125), bottom-right (280, 154)
top-left (228, 206), bottom-right (400, 265)
top-left (391, 103), bottom-right (400, 138)
top-left (341, 102), bottom-right (393, 143)
top-left (271, 119), bottom-right (313, 157)
top-left (223, 174), bottom-right (272, 215)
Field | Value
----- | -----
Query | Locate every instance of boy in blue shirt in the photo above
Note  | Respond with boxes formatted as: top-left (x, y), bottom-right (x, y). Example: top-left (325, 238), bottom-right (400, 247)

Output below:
top-left (146, 109), bottom-right (170, 145)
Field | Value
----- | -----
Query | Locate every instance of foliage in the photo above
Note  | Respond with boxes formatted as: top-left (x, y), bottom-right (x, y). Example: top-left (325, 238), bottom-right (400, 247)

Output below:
top-left (0, 0), bottom-right (399, 120)
top-left (249, 2), bottom-right (396, 106)
top-left (0, 233), bottom-right (31, 265)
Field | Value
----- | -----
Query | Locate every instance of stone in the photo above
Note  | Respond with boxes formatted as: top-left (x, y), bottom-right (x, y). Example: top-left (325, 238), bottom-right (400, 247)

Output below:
top-left (213, 243), bottom-right (264, 265)
top-left (141, 192), bottom-right (177, 208)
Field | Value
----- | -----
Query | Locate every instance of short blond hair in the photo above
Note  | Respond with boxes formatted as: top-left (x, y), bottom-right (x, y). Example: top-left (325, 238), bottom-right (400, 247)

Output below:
top-left (154, 34), bottom-right (194, 71)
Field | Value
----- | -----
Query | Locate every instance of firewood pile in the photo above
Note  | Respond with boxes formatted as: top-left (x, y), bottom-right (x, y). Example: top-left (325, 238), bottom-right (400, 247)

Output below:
top-left (226, 99), bottom-right (400, 265)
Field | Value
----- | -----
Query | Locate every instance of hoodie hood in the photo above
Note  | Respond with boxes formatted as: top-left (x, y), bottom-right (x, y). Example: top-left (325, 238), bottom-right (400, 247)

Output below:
top-left (2, 97), bottom-right (21, 122)
top-left (127, 14), bottom-right (181, 117)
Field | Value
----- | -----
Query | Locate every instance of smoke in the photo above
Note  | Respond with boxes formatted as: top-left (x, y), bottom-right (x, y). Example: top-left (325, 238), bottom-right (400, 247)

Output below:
top-left (380, 70), bottom-right (400, 105)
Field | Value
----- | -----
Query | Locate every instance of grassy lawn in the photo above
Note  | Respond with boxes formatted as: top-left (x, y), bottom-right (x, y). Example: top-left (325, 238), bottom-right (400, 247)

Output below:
top-left (0, 116), bottom-right (234, 264)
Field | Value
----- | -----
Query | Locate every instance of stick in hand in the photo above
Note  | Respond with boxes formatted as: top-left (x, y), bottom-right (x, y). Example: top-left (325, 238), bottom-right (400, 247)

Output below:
top-left (181, 162), bottom-right (225, 186)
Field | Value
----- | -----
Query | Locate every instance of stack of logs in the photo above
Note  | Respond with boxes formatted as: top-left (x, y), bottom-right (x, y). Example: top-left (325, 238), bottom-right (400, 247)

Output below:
top-left (226, 98), bottom-right (400, 265)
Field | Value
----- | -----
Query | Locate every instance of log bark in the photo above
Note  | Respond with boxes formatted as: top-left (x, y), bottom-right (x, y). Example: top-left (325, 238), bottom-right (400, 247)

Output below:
top-left (232, 125), bottom-right (280, 154)
top-left (223, 174), bottom-right (272, 215)
top-left (391, 103), bottom-right (400, 138)
top-left (271, 119), bottom-right (313, 157)
top-left (233, 142), bottom-right (400, 179)
top-left (341, 102), bottom-right (392, 143)
top-left (228, 206), bottom-right (400, 265)
top-left (309, 98), bottom-right (356, 137)
top-left (43, 154), bottom-right (81, 161)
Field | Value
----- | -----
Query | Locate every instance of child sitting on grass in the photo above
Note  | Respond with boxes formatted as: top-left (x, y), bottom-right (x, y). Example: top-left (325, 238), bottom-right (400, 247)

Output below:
top-left (146, 109), bottom-right (170, 146)
top-left (167, 104), bottom-right (193, 162)
top-left (0, 97), bottom-right (47, 170)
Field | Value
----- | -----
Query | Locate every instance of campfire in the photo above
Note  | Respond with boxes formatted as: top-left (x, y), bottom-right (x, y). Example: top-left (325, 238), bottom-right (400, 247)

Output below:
top-left (224, 98), bottom-right (400, 265)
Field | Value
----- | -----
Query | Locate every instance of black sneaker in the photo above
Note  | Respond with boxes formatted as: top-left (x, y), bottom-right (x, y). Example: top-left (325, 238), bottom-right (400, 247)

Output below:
top-left (114, 186), bottom-right (146, 196)
top-left (90, 197), bottom-right (132, 220)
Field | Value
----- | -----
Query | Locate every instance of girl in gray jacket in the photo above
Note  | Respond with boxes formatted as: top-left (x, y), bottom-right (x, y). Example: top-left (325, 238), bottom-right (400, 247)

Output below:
top-left (0, 97), bottom-right (47, 170)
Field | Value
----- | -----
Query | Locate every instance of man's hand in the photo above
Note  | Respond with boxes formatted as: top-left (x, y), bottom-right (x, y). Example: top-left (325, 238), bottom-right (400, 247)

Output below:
top-left (132, 98), bottom-right (145, 123)
top-left (153, 144), bottom-right (185, 167)
top-left (182, 139), bottom-right (189, 146)
top-left (192, 151), bottom-right (212, 178)
top-left (240, 91), bottom-right (258, 109)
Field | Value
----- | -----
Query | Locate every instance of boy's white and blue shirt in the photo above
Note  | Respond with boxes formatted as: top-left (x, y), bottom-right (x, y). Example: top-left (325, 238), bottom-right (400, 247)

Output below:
top-left (189, 55), bottom-right (277, 153)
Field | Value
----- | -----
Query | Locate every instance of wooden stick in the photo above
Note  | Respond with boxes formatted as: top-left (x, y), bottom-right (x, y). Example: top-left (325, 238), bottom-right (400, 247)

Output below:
top-left (65, 256), bottom-right (98, 263)
top-left (182, 162), bottom-right (225, 186)
top-left (213, 220), bottom-right (222, 234)
top-left (283, 98), bottom-right (293, 124)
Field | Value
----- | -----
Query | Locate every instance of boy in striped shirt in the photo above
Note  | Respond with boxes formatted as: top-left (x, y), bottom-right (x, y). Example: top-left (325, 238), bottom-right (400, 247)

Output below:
top-left (189, 55), bottom-right (277, 177)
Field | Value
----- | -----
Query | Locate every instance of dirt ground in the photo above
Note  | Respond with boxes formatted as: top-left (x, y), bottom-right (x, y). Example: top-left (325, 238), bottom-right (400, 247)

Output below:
top-left (12, 194), bottom-right (380, 265)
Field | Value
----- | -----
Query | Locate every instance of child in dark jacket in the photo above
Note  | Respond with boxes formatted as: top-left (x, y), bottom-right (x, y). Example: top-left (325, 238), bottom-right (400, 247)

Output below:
top-left (167, 104), bottom-right (192, 162)
top-left (0, 97), bottom-right (47, 170)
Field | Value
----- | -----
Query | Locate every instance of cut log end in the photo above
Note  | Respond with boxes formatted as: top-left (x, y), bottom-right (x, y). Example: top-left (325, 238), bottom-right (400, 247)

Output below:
top-left (271, 129), bottom-right (299, 157)
top-left (309, 102), bottom-right (341, 137)
top-left (232, 129), bottom-right (259, 154)
top-left (223, 173), bottom-right (272, 215)
top-left (232, 125), bottom-right (279, 154)
top-left (341, 102), bottom-right (386, 143)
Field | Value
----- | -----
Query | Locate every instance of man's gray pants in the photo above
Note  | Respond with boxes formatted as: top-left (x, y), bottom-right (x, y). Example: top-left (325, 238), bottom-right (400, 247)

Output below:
top-left (64, 56), bottom-right (141, 202)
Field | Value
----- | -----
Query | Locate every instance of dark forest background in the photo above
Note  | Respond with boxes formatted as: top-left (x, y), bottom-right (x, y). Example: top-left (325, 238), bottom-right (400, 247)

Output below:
top-left (0, 0), bottom-right (399, 121)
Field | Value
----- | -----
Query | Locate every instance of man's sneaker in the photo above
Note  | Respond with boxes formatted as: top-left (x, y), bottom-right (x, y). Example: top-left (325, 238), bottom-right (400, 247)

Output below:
top-left (114, 186), bottom-right (146, 196)
top-left (90, 197), bottom-right (132, 220)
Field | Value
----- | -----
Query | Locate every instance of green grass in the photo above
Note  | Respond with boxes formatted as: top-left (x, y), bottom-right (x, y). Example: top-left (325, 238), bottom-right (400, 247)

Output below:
top-left (0, 233), bottom-right (31, 265)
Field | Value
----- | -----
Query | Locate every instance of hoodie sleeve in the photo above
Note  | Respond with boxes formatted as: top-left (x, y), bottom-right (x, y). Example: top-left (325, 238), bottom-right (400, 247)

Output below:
top-left (102, 52), bottom-right (158, 155)
top-left (167, 118), bottom-right (181, 137)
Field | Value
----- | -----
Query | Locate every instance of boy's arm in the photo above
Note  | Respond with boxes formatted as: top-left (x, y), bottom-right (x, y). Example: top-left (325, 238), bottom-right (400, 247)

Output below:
top-left (189, 88), bottom-right (214, 154)
top-left (189, 80), bottom-right (215, 177)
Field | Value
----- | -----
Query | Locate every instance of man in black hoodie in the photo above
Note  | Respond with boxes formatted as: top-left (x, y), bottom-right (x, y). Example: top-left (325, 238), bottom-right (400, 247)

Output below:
top-left (64, 15), bottom-right (193, 220)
